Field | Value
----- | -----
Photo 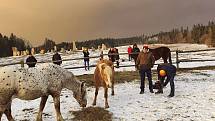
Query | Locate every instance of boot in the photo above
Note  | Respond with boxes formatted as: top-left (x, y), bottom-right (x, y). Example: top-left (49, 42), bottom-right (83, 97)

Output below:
top-left (139, 90), bottom-right (144, 94)
top-left (149, 89), bottom-right (154, 93)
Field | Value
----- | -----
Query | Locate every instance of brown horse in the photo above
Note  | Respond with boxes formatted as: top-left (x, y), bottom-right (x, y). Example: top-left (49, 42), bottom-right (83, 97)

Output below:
top-left (92, 59), bottom-right (115, 108)
top-left (149, 46), bottom-right (172, 63)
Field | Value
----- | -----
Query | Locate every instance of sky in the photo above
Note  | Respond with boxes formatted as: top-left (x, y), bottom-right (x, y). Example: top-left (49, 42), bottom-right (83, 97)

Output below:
top-left (0, 0), bottom-right (215, 46)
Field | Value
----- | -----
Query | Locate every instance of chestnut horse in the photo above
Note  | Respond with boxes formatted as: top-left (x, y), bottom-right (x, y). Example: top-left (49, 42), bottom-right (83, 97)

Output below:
top-left (0, 64), bottom-right (87, 121)
top-left (92, 59), bottom-right (114, 108)
top-left (149, 46), bottom-right (172, 63)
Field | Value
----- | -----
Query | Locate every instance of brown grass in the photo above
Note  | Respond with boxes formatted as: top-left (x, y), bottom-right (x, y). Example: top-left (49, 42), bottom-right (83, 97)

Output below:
top-left (77, 66), bottom-right (215, 87)
top-left (70, 107), bottom-right (113, 121)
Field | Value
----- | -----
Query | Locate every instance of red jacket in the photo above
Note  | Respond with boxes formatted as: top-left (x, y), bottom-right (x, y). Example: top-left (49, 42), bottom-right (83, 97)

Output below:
top-left (128, 47), bottom-right (132, 54)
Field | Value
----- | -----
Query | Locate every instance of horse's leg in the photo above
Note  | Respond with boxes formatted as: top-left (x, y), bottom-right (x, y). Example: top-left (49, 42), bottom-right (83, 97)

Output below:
top-left (111, 81), bottom-right (114, 96)
top-left (4, 101), bottom-right (15, 121)
top-left (36, 96), bottom-right (48, 121)
top-left (0, 112), bottom-right (3, 121)
top-left (162, 56), bottom-right (168, 63)
top-left (92, 87), bottom-right (99, 106)
top-left (104, 87), bottom-right (109, 108)
top-left (52, 95), bottom-right (64, 121)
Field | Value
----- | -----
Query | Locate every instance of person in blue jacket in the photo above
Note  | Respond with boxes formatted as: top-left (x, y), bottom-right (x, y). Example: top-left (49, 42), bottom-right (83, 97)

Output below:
top-left (156, 63), bottom-right (176, 97)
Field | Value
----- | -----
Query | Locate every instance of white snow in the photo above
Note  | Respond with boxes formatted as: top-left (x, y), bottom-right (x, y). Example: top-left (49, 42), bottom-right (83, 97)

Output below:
top-left (1, 44), bottom-right (215, 121)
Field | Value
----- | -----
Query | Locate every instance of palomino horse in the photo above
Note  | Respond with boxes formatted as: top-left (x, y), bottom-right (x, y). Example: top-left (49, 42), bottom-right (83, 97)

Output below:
top-left (93, 59), bottom-right (115, 108)
top-left (149, 46), bottom-right (172, 63)
top-left (0, 64), bottom-right (87, 121)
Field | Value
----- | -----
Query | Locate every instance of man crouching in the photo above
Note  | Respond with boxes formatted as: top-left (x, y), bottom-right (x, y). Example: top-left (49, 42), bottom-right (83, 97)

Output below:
top-left (156, 63), bottom-right (176, 97)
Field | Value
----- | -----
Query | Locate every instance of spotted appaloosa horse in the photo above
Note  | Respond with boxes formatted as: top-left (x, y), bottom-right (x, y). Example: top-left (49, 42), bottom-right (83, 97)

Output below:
top-left (0, 64), bottom-right (87, 121)
top-left (149, 46), bottom-right (172, 64)
top-left (93, 59), bottom-right (115, 108)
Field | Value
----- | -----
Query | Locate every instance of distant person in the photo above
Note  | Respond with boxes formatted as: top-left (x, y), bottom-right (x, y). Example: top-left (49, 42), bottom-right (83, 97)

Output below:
top-left (100, 50), bottom-right (104, 60)
top-left (108, 48), bottom-right (120, 68)
top-left (127, 46), bottom-right (133, 61)
top-left (114, 48), bottom-right (120, 68)
top-left (136, 45), bottom-right (155, 94)
top-left (156, 63), bottom-right (176, 97)
top-left (52, 52), bottom-right (62, 65)
top-left (26, 53), bottom-right (37, 67)
top-left (83, 48), bottom-right (90, 71)
top-left (108, 48), bottom-right (115, 62)
top-left (131, 43), bottom-right (140, 69)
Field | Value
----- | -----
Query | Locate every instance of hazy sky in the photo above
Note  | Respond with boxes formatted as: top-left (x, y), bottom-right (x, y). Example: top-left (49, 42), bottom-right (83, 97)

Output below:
top-left (0, 0), bottom-right (215, 46)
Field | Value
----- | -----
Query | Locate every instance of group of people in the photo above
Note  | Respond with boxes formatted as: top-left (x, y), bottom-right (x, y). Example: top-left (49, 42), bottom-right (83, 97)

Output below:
top-left (26, 45), bottom-right (176, 97)
top-left (134, 44), bottom-right (176, 97)
top-left (26, 51), bottom-right (62, 67)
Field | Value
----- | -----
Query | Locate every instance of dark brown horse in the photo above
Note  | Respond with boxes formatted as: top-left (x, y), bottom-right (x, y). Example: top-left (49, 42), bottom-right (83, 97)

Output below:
top-left (149, 46), bottom-right (172, 63)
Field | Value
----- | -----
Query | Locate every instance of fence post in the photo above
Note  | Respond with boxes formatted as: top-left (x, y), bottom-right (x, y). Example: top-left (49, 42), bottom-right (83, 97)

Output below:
top-left (20, 59), bottom-right (24, 67)
top-left (176, 49), bottom-right (179, 69)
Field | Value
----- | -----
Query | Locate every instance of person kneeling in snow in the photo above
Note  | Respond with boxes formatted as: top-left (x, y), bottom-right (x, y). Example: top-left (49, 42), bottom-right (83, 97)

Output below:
top-left (156, 63), bottom-right (176, 97)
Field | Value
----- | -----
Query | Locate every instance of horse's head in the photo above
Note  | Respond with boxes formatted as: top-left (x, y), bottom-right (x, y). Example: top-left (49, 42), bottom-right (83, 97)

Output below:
top-left (100, 64), bottom-right (113, 88)
top-left (73, 82), bottom-right (87, 107)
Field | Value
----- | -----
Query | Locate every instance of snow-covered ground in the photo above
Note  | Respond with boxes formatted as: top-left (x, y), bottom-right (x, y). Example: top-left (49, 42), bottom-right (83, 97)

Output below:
top-left (1, 44), bottom-right (215, 121)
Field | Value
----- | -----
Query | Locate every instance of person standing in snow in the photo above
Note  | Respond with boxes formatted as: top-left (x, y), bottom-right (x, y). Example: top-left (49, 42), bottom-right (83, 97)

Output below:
top-left (156, 63), bottom-right (176, 97)
top-left (83, 48), bottom-right (90, 71)
top-left (127, 46), bottom-right (133, 61)
top-left (136, 45), bottom-right (155, 94)
top-left (131, 43), bottom-right (140, 70)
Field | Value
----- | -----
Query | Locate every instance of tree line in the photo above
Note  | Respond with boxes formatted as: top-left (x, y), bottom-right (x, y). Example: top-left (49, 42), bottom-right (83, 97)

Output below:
top-left (2, 21), bottom-right (215, 57)
top-left (0, 33), bottom-right (31, 57)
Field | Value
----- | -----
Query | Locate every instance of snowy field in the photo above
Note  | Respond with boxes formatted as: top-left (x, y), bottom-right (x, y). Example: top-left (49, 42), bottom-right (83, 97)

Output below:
top-left (1, 44), bottom-right (215, 121)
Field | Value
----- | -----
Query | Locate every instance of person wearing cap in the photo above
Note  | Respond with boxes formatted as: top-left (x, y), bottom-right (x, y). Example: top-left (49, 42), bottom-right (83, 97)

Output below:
top-left (136, 44), bottom-right (155, 94)
top-left (156, 63), bottom-right (176, 97)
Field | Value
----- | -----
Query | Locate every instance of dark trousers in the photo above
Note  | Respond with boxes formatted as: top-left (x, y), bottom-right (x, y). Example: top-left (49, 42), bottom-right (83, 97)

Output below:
top-left (84, 60), bottom-right (89, 70)
top-left (128, 54), bottom-right (132, 61)
top-left (139, 68), bottom-right (153, 91)
top-left (160, 75), bottom-right (175, 96)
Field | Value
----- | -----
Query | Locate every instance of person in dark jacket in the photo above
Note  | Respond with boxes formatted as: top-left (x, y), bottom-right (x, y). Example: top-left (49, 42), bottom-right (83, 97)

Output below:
top-left (26, 53), bottom-right (37, 67)
top-left (114, 48), bottom-right (120, 68)
top-left (108, 48), bottom-right (120, 68)
top-left (52, 52), bottom-right (62, 65)
top-left (156, 63), bottom-right (176, 97)
top-left (108, 48), bottom-right (115, 62)
top-left (83, 48), bottom-right (90, 71)
top-left (136, 45), bottom-right (155, 94)
top-left (131, 43), bottom-right (140, 69)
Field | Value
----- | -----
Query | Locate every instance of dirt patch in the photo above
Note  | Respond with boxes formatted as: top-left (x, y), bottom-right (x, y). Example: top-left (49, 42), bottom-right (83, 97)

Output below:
top-left (70, 107), bottom-right (113, 121)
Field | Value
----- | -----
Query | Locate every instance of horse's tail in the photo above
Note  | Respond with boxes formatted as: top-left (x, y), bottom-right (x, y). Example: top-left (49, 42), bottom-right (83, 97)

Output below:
top-left (168, 51), bottom-right (172, 64)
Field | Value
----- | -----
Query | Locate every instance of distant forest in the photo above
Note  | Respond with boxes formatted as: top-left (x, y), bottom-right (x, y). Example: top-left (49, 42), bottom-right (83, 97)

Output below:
top-left (1, 21), bottom-right (215, 57)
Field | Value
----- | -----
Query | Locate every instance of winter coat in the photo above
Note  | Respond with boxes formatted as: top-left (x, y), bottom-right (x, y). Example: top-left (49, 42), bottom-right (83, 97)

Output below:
top-left (131, 47), bottom-right (140, 60)
top-left (157, 63), bottom-right (176, 79)
top-left (52, 52), bottom-right (62, 65)
top-left (26, 55), bottom-right (37, 67)
top-left (83, 50), bottom-right (90, 61)
top-left (136, 51), bottom-right (155, 69)
top-left (128, 47), bottom-right (132, 54)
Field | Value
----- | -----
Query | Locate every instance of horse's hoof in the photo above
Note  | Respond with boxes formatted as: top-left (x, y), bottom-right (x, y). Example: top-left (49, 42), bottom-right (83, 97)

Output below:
top-left (111, 93), bottom-right (114, 96)
top-left (92, 102), bottom-right (96, 106)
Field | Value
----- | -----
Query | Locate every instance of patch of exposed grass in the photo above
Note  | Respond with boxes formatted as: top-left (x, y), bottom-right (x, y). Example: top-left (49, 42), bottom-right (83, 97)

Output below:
top-left (78, 66), bottom-right (215, 87)
top-left (70, 107), bottom-right (113, 121)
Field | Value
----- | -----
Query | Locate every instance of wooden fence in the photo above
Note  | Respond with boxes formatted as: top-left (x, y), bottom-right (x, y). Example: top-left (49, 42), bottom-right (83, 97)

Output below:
top-left (1, 49), bottom-right (215, 69)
